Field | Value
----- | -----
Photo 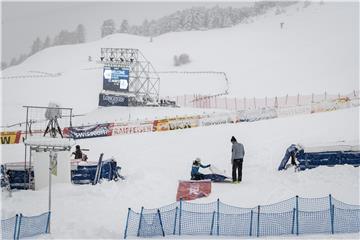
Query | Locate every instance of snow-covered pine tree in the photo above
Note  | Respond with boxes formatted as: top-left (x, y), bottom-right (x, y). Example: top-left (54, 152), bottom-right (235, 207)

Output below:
top-left (222, 7), bottom-right (234, 27)
top-left (101, 19), bottom-right (116, 38)
top-left (30, 37), bottom-right (43, 55)
top-left (76, 24), bottom-right (86, 43)
top-left (9, 57), bottom-right (18, 66)
top-left (192, 7), bottom-right (206, 30)
top-left (119, 19), bottom-right (129, 33)
top-left (141, 19), bottom-right (150, 36)
top-left (148, 20), bottom-right (159, 37)
top-left (173, 55), bottom-right (179, 66)
top-left (207, 6), bottom-right (222, 28)
top-left (182, 10), bottom-right (193, 31)
top-left (1, 61), bottom-right (8, 70)
top-left (43, 36), bottom-right (51, 49)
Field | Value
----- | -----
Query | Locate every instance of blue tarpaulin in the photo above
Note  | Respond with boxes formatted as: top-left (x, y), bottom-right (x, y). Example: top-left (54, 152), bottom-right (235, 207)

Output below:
top-left (297, 150), bottom-right (360, 171)
top-left (278, 144), bottom-right (360, 171)
top-left (1, 159), bottom-right (122, 189)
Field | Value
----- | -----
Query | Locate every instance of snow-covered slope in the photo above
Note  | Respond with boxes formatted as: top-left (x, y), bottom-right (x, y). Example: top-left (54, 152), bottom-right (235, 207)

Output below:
top-left (2, 107), bottom-right (359, 238)
top-left (1, 3), bottom-right (359, 238)
top-left (1, 2), bottom-right (358, 125)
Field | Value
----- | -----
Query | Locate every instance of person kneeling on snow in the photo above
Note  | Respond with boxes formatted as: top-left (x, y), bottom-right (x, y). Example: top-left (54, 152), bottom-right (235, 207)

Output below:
top-left (191, 158), bottom-right (211, 180)
top-left (72, 145), bottom-right (88, 161)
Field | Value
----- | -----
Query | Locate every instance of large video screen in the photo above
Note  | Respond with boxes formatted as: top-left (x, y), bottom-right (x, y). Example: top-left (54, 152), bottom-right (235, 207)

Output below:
top-left (103, 66), bottom-right (129, 92)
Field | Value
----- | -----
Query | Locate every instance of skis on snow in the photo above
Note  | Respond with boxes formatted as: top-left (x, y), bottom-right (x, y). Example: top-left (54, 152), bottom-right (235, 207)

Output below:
top-left (92, 153), bottom-right (104, 185)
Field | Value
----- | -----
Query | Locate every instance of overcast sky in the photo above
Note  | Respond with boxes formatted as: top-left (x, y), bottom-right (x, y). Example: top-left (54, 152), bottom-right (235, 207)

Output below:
top-left (1, 1), bottom-right (253, 63)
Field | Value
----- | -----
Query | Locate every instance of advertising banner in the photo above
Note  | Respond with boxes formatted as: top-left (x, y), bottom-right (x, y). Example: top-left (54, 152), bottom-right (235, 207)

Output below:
top-left (103, 66), bottom-right (129, 92)
top-left (311, 98), bottom-right (351, 114)
top-left (198, 116), bottom-right (228, 127)
top-left (176, 180), bottom-right (211, 201)
top-left (64, 123), bottom-right (113, 139)
top-left (0, 131), bottom-right (21, 144)
top-left (238, 108), bottom-right (278, 122)
top-left (112, 123), bottom-right (153, 135)
top-left (168, 117), bottom-right (199, 130)
top-left (153, 119), bottom-right (169, 132)
top-left (277, 105), bottom-right (312, 117)
top-left (99, 93), bottom-right (129, 107)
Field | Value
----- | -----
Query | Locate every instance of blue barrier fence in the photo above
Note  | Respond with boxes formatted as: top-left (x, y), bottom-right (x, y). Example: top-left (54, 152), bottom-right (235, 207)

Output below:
top-left (1, 212), bottom-right (50, 239)
top-left (124, 195), bottom-right (360, 238)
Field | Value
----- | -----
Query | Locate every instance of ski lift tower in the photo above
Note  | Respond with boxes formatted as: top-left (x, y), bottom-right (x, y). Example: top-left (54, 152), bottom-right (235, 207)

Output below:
top-left (98, 48), bottom-right (160, 105)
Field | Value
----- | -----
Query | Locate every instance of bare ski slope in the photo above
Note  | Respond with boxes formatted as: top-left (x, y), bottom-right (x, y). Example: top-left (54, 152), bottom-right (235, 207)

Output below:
top-left (1, 2), bottom-right (358, 125)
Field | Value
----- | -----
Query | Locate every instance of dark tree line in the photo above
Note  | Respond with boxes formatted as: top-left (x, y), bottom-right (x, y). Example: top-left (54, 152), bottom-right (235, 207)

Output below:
top-left (101, 1), bottom-right (297, 38)
top-left (1, 1), bottom-right (301, 70)
top-left (2, 24), bottom-right (86, 70)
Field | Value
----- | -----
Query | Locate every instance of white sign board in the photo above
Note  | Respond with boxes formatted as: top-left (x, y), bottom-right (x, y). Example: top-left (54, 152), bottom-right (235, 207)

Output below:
top-left (33, 151), bottom-right (71, 190)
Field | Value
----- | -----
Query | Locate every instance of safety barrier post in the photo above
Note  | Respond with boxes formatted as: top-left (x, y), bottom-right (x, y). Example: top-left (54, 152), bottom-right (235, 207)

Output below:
top-left (210, 211), bottom-right (216, 235)
top-left (216, 198), bottom-right (220, 236)
top-left (329, 194), bottom-right (334, 234)
top-left (296, 195), bottom-right (299, 235)
top-left (46, 211), bottom-right (51, 233)
top-left (157, 209), bottom-right (165, 237)
top-left (173, 207), bottom-right (178, 235)
top-left (291, 208), bottom-right (296, 234)
top-left (17, 214), bottom-right (23, 240)
top-left (13, 214), bottom-right (19, 240)
top-left (124, 208), bottom-right (131, 239)
top-left (249, 210), bottom-right (253, 236)
top-left (179, 198), bottom-right (182, 236)
top-left (331, 204), bottom-right (335, 234)
top-left (257, 205), bottom-right (260, 237)
top-left (137, 207), bottom-right (144, 237)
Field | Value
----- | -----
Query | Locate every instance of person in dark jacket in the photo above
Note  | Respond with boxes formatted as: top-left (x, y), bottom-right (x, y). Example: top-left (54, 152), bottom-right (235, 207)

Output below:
top-left (72, 145), bottom-right (87, 161)
top-left (191, 158), bottom-right (211, 180)
top-left (231, 136), bottom-right (245, 183)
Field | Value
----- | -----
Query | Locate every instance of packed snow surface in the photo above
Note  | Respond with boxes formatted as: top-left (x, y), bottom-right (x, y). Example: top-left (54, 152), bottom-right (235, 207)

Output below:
top-left (2, 107), bottom-right (359, 238)
top-left (1, 2), bottom-right (359, 239)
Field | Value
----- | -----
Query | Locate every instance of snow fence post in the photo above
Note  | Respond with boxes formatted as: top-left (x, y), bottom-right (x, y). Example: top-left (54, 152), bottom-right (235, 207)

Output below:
top-left (179, 198), bottom-right (182, 236)
top-left (329, 194), bottom-right (334, 234)
top-left (216, 198), bottom-right (220, 236)
top-left (137, 207), bottom-right (144, 237)
top-left (157, 209), bottom-right (165, 237)
top-left (291, 208), bottom-right (296, 234)
top-left (331, 204), bottom-right (335, 234)
top-left (17, 214), bottom-right (23, 240)
top-left (249, 210), bottom-right (253, 236)
top-left (124, 208), bottom-right (131, 239)
top-left (296, 195), bottom-right (299, 235)
top-left (257, 205), bottom-right (260, 237)
top-left (210, 211), bottom-right (216, 235)
top-left (14, 214), bottom-right (19, 240)
top-left (46, 211), bottom-right (51, 233)
top-left (173, 206), bottom-right (178, 235)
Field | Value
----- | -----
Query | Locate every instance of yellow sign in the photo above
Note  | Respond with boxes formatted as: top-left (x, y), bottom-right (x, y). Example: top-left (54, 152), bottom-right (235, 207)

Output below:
top-left (50, 153), bottom-right (58, 176)
top-left (0, 131), bottom-right (21, 144)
